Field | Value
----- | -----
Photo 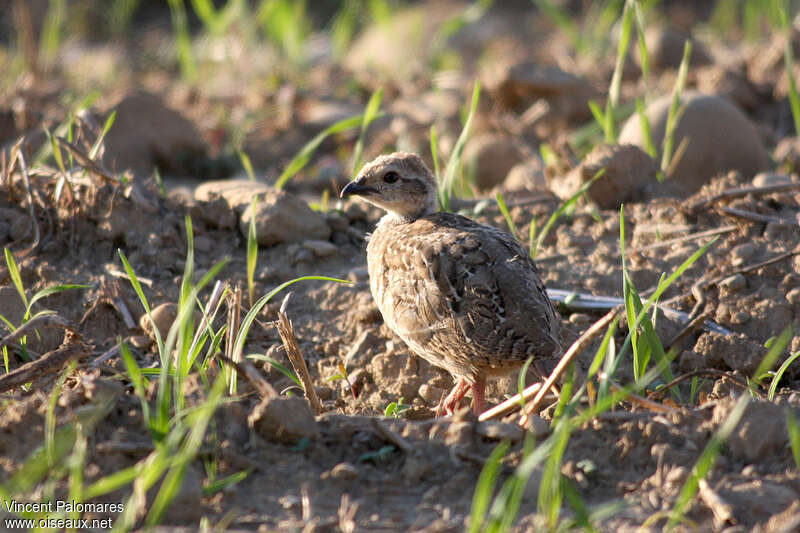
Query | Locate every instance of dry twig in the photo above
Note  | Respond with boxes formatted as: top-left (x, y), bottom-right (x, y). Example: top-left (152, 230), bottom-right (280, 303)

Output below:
top-left (479, 307), bottom-right (620, 421)
top-left (0, 331), bottom-right (88, 393)
top-left (277, 294), bottom-right (324, 415)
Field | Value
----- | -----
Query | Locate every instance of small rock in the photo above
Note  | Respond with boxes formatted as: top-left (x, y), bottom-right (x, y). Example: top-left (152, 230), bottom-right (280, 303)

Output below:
top-left (156, 465), bottom-right (205, 524)
top-left (521, 414), bottom-right (550, 438)
top-left (9, 215), bottom-right (32, 242)
top-left (718, 479), bottom-right (799, 526)
top-left (568, 313), bottom-right (592, 326)
top-left (248, 396), bottom-right (319, 444)
top-left (504, 158), bottom-right (547, 190)
top-left (642, 27), bottom-right (711, 71)
top-left (786, 288), bottom-right (800, 306)
top-left (714, 399), bottom-right (789, 463)
top-left (328, 462), bottom-right (359, 480)
top-left (193, 235), bottom-right (213, 254)
top-left (752, 172), bottom-right (793, 187)
top-left (720, 274), bottom-right (746, 292)
top-left (619, 92), bottom-right (769, 194)
top-left (402, 452), bottom-right (432, 484)
top-left (195, 179), bottom-right (270, 208)
top-left (483, 60), bottom-right (597, 123)
top-left (552, 144), bottom-right (658, 209)
top-left (140, 303), bottom-right (178, 342)
top-left (444, 420), bottom-right (474, 446)
top-left (695, 331), bottom-right (764, 374)
top-left (348, 266), bottom-right (369, 282)
top-left (463, 134), bottom-right (524, 191)
top-left (102, 91), bottom-right (206, 177)
top-left (315, 385), bottom-right (334, 401)
top-left (189, 197), bottom-right (237, 230)
top-left (730, 242), bottom-right (756, 266)
top-left (697, 65), bottom-right (760, 111)
top-left (476, 420), bottom-right (524, 442)
top-left (238, 189), bottom-right (331, 247)
top-left (418, 383), bottom-right (444, 404)
top-left (303, 239), bottom-right (338, 258)
top-left (344, 330), bottom-right (381, 368)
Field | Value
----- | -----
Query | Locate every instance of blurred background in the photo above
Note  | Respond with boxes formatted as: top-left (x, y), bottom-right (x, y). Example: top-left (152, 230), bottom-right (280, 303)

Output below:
top-left (0, 0), bottom-right (798, 194)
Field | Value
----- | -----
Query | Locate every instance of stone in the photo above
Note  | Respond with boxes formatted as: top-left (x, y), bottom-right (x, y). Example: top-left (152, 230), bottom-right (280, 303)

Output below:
top-left (619, 92), bottom-right (769, 195)
top-left (101, 91), bottom-right (206, 177)
top-left (303, 239), bottom-right (338, 258)
top-left (714, 399), bottom-right (789, 463)
top-left (694, 331), bottom-right (765, 374)
top-left (476, 420), bottom-right (524, 442)
top-left (248, 396), bottom-right (319, 444)
top-left (462, 134), bottom-right (524, 191)
top-left (730, 242), bottom-right (757, 266)
top-left (504, 158), bottom-right (547, 190)
top-left (328, 462), bottom-right (359, 480)
top-left (552, 144), bottom-right (658, 209)
top-left (483, 60), bottom-right (597, 123)
top-left (418, 383), bottom-right (444, 404)
top-left (787, 288), bottom-right (800, 306)
top-left (641, 27), bottom-right (711, 71)
top-left (140, 303), bottom-right (178, 342)
top-left (752, 172), bottom-right (794, 187)
top-left (720, 274), bottom-right (747, 292)
top-left (236, 188), bottom-right (331, 247)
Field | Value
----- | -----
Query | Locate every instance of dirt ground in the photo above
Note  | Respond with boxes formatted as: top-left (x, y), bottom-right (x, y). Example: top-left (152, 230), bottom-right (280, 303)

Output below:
top-left (1, 1), bottom-right (800, 531)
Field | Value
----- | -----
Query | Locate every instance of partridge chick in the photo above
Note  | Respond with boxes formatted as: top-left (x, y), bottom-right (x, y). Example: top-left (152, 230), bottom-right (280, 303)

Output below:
top-left (341, 152), bottom-right (561, 415)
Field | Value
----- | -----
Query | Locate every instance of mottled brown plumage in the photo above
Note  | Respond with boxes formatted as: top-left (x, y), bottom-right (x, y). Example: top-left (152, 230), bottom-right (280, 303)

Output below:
top-left (341, 152), bottom-right (561, 414)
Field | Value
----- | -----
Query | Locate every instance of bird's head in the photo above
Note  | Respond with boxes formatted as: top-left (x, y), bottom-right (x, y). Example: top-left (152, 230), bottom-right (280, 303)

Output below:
top-left (340, 152), bottom-right (438, 221)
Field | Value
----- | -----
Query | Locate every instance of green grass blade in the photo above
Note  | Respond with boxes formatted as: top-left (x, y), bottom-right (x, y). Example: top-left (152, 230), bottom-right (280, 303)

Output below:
top-left (532, 170), bottom-right (604, 258)
top-left (27, 284), bottom-right (88, 316)
top-left (636, 98), bottom-right (657, 158)
top-left (430, 125), bottom-right (441, 180)
top-left (633, 0), bottom-right (650, 83)
top-left (247, 354), bottom-right (301, 387)
top-left (495, 192), bottom-right (520, 241)
top-left (753, 325), bottom-right (795, 395)
top-left (89, 110), bottom-right (117, 160)
top-left (232, 276), bottom-right (350, 363)
top-left (239, 149), bottom-right (256, 181)
top-left (352, 88), bottom-right (384, 177)
top-left (661, 39), bottom-right (692, 173)
top-left (787, 410), bottom-right (800, 469)
top-left (247, 197), bottom-right (259, 308)
top-left (203, 469), bottom-right (250, 496)
top-left (606, 0), bottom-right (635, 142)
top-left (468, 440), bottom-right (510, 533)
top-left (440, 81), bottom-right (481, 211)
top-left (120, 340), bottom-right (152, 431)
top-left (5, 248), bottom-right (29, 309)
top-left (167, 0), bottom-right (197, 83)
top-left (769, 348), bottom-right (800, 400)
top-left (275, 115), bottom-right (364, 189)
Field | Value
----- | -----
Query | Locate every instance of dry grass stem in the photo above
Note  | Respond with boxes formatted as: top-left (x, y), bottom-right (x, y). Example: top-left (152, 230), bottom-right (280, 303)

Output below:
top-left (0, 331), bottom-right (87, 393)
top-left (479, 307), bottom-right (620, 422)
top-left (277, 294), bottom-right (323, 415)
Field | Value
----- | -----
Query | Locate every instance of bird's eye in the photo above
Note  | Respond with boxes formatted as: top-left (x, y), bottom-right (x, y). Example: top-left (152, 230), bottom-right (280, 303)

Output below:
top-left (383, 171), bottom-right (400, 184)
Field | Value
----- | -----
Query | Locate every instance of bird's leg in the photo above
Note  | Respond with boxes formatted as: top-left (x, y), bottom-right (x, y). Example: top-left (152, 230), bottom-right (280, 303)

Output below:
top-left (470, 376), bottom-right (486, 415)
top-left (436, 378), bottom-right (471, 416)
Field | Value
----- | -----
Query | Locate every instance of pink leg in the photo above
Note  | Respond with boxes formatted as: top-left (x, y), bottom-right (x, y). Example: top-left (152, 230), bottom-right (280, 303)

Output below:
top-left (436, 378), bottom-right (471, 416)
top-left (471, 377), bottom-right (486, 415)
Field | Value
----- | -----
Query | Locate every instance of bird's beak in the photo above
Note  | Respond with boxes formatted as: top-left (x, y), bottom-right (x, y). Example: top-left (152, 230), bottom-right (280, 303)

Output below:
top-left (340, 179), bottom-right (378, 198)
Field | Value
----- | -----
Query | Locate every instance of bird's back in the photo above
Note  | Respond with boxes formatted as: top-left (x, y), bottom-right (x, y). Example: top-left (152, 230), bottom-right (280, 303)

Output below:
top-left (367, 211), bottom-right (561, 380)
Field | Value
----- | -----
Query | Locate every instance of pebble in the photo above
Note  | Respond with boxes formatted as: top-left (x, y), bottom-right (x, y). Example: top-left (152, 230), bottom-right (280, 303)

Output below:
top-left (248, 396), bottom-right (319, 444)
top-left (786, 288), bottom-right (800, 306)
top-left (140, 302), bottom-right (178, 342)
top-left (720, 274), bottom-right (746, 292)
top-left (327, 462), bottom-right (359, 480)
top-left (752, 172), bottom-right (793, 187)
top-left (418, 383), bottom-right (444, 404)
top-left (730, 242), bottom-right (756, 266)
top-left (303, 239), bottom-right (338, 258)
top-left (476, 420), bottom-right (524, 442)
top-left (715, 400), bottom-right (786, 463)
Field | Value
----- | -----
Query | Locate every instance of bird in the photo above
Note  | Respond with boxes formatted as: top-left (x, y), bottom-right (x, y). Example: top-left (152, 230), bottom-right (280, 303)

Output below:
top-left (341, 152), bottom-right (561, 415)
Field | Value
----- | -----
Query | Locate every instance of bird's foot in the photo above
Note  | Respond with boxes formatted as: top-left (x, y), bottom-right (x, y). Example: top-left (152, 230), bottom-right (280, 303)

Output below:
top-left (435, 377), bottom-right (486, 416)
